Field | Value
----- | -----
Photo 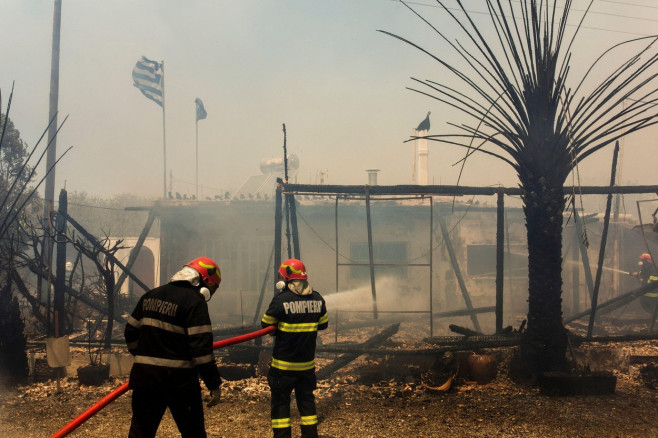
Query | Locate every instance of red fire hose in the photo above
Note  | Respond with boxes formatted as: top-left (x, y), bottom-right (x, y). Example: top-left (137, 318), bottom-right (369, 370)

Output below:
top-left (51, 325), bottom-right (276, 438)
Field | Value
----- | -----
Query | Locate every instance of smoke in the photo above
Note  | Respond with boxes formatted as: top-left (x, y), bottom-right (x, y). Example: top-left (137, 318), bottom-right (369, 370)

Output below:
top-left (323, 275), bottom-right (428, 313)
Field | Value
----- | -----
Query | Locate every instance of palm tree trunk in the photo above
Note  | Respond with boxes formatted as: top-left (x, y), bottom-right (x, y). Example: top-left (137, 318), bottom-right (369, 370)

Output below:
top-left (519, 176), bottom-right (568, 375)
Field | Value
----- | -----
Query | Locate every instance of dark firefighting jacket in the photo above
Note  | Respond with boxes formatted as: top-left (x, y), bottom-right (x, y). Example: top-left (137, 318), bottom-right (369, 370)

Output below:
top-left (124, 282), bottom-right (221, 390)
top-left (261, 289), bottom-right (328, 371)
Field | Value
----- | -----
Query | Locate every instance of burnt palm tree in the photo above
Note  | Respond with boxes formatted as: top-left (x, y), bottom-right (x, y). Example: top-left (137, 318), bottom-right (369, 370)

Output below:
top-left (381, 0), bottom-right (658, 375)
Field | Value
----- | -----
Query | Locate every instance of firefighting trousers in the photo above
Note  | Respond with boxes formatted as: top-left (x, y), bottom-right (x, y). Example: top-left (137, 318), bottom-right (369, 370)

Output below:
top-left (267, 367), bottom-right (319, 438)
top-left (128, 381), bottom-right (207, 438)
top-left (640, 279), bottom-right (658, 313)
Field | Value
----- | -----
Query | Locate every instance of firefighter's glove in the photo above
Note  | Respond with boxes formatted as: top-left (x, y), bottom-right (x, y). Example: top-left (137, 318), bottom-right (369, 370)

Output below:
top-left (207, 388), bottom-right (221, 408)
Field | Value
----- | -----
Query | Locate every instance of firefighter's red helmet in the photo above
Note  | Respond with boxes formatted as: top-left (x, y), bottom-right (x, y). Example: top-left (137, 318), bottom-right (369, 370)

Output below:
top-left (186, 257), bottom-right (222, 288)
top-left (640, 253), bottom-right (653, 264)
top-left (278, 258), bottom-right (307, 281)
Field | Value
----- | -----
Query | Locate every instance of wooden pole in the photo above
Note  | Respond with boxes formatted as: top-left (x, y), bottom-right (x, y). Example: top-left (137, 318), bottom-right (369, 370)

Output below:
top-left (587, 142), bottom-right (620, 338)
top-left (54, 188), bottom-right (67, 335)
top-left (61, 212), bottom-right (150, 292)
top-left (161, 61), bottom-right (167, 199)
top-left (43, 0), bottom-right (62, 336)
top-left (564, 280), bottom-right (658, 324)
top-left (365, 186), bottom-right (378, 319)
top-left (274, 179), bottom-right (283, 295)
top-left (572, 220), bottom-right (581, 313)
top-left (573, 201), bottom-right (595, 300)
top-left (289, 195), bottom-right (300, 259)
top-left (43, 0), bottom-right (61, 225)
top-left (112, 209), bottom-right (158, 299)
top-left (504, 207), bottom-right (514, 315)
top-left (252, 244), bottom-right (275, 326)
top-left (335, 196), bottom-right (339, 294)
top-left (280, 183), bottom-right (658, 197)
top-left (429, 196), bottom-right (434, 338)
top-left (195, 118), bottom-right (198, 199)
top-left (282, 124), bottom-right (292, 258)
top-left (437, 214), bottom-right (481, 332)
top-left (495, 191), bottom-right (504, 333)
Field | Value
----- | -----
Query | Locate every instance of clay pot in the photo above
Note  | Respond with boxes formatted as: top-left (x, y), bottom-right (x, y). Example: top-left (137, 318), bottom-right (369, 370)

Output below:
top-left (467, 353), bottom-right (497, 384)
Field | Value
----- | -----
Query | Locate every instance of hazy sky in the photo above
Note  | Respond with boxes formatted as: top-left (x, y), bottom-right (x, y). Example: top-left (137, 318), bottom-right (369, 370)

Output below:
top-left (1, 0), bottom-right (657, 203)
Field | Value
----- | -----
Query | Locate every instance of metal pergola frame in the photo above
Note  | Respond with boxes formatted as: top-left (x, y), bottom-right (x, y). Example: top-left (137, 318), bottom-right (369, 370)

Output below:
top-left (272, 180), bottom-right (658, 337)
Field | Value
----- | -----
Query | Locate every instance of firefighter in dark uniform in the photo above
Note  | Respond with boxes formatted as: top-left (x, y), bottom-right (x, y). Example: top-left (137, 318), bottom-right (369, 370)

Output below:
top-left (124, 257), bottom-right (223, 438)
top-left (630, 252), bottom-right (658, 313)
top-left (261, 258), bottom-right (328, 438)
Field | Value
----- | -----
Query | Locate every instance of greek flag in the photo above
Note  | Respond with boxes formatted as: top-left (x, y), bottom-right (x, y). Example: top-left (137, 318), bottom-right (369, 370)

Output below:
top-left (195, 98), bottom-right (207, 121)
top-left (132, 56), bottom-right (163, 107)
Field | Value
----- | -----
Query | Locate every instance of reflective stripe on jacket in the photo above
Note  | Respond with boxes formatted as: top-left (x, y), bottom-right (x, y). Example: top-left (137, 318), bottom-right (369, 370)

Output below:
top-left (124, 282), bottom-right (221, 390)
top-left (261, 289), bottom-right (328, 371)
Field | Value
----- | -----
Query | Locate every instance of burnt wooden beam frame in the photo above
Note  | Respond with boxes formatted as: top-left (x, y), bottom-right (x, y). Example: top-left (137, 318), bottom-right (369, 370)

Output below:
top-left (54, 189), bottom-right (67, 335)
top-left (284, 193), bottom-right (292, 259)
top-left (564, 280), bottom-right (658, 324)
top-left (587, 142), bottom-right (621, 338)
top-left (112, 209), bottom-right (158, 300)
top-left (279, 183), bottom-right (658, 197)
top-left (278, 183), bottom-right (658, 334)
top-left (429, 196), bottom-right (434, 337)
top-left (437, 214), bottom-right (481, 332)
top-left (19, 265), bottom-right (127, 325)
top-left (252, 243), bottom-right (275, 326)
top-left (364, 186), bottom-right (378, 319)
top-left (495, 191), bottom-right (504, 333)
top-left (288, 194), bottom-right (301, 259)
top-left (571, 216), bottom-right (581, 313)
top-left (60, 211), bottom-right (150, 292)
top-left (316, 323), bottom-right (399, 380)
top-left (274, 181), bottom-right (283, 296)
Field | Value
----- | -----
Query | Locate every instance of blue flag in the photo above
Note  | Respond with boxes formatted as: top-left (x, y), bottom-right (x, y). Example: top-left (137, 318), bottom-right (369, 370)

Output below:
top-left (132, 56), bottom-right (163, 107)
top-left (195, 98), bottom-right (207, 121)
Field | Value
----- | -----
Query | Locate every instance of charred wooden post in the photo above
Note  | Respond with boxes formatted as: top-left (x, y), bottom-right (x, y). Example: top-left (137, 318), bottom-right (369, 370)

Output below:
top-left (587, 142), bottom-right (620, 339)
top-left (282, 124), bottom-right (292, 259)
top-left (284, 194), bottom-right (292, 259)
top-left (569, 332), bottom-right (658, 346)
top-left (503, 208), bottom-right (515, 310)
top-left (61, 211), bottom-right (149, 292)
top-left (288, 194), bottom-right (301, 259)
top-left (334, 196), bottom-right (339, 294)
top-left (231, 335), bottom-right (520, 357)
top-left (437, 213), bottom-right (480, 332)
top-left (317, 338), bottom-right (520, 356)
top-left (495, 190), bottom-right (504, 333)
top-left (316, 323), bottom-right (399, 380)
top-left (280, 183), bottom-right (658, 197)
top-left (364, 186), bottom-right (378, 320)
top-left (54, 188), bottom-right (67, 335)
top-left (434, 306), bottom-right (495, 318)
top-left (252, 244), bottom-right (275, 326)
top-left (429, 196), bottom-right (434, 337)
top-left (564, 280), bottom-right (658, 324)
top-left (274, 179), bottom-right (283, 295)
top-left (571, 216), bottom-right (580, 313)
top-left (13, 266), bottom-right (127, 325)
top-left (573, 202), bottom-right (595, 299)
top-left (112, 208), bottom-right (157, 300)
top-left (449, 324), bottom-right (484, 337)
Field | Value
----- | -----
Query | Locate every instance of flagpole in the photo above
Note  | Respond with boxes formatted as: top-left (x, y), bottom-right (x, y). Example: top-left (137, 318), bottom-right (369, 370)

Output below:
top-left (161, 61), bottom-right (167, 199)
top-left (43, 0), bottom-right (62, 337)
top-left (195, 117), bottom-right (199, 199)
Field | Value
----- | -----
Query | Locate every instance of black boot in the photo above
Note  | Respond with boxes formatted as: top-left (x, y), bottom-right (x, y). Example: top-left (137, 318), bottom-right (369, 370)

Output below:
top-left (300, 424), bottom-right (318, 438)
top-left (273, 427), bottom-right (292, 438)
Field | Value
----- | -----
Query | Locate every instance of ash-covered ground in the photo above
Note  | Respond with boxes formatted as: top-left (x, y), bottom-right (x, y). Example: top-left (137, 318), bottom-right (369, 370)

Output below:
top-left (1, 336), bottom-right (657, 438)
